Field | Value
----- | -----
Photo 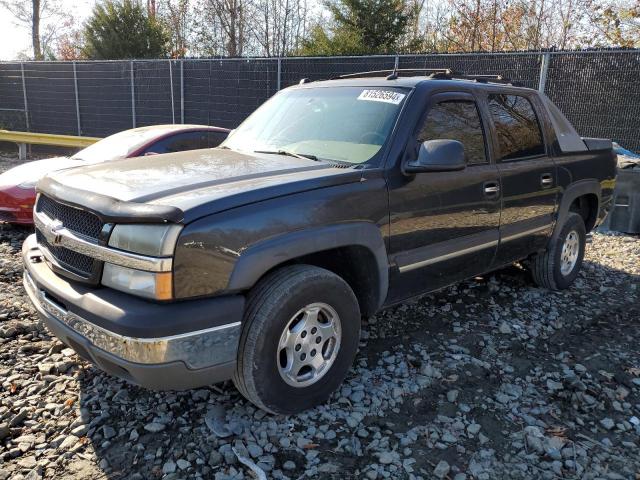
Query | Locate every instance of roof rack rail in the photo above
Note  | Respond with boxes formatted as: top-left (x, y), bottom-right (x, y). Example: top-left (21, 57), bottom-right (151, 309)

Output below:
top-left (332, 68), bottom-right (520, 86)
top-left (334, 68), bottom-right (458, 80)
top-left (432, 72), bottom-right (520, 86)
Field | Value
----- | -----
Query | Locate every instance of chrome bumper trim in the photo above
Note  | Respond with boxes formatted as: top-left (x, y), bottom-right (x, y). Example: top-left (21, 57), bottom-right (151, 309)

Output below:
top-left (34, 210), bottom-right (173, 272)
top-left (24, 270), bottom-right (240, 369)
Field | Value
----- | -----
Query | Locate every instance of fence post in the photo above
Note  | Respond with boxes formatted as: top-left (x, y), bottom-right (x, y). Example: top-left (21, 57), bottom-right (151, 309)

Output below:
top-left (73, 61), bottom-right (82, 136)
top-left (277, 57), bottom-right (282, 91)
top-left (180, 60), bottom-right (184, 124)
top-left (20, 63), bottom-right (29, 132)
top-left (130, 61), bottom-right (136, 128)
top-left (394, 55), bottom-right (399, 70)
top-left (538, 52), bottom-right (550, 93)
top-left (169, 60), bottom-right (175, 124)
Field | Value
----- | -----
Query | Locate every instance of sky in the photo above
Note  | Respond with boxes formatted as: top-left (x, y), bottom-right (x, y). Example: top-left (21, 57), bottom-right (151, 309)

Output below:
top-left (0, 0), bottom-right (95, 61)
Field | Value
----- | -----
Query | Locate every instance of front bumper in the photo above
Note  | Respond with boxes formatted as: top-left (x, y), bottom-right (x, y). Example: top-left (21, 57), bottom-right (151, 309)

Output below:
top-left (22, 234), bottom-right (244, 390)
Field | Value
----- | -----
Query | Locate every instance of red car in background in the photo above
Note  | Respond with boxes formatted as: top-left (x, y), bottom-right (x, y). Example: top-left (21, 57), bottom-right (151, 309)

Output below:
top-left (0, 124), bottom-right (230, 225)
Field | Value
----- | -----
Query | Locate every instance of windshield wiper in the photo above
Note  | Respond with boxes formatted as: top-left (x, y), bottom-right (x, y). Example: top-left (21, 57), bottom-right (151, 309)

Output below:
top-left (254, 149), bottom-right (318, 162)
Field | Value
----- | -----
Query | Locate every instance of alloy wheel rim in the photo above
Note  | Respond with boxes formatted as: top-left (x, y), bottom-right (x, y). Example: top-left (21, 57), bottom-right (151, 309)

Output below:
top-left (560, 230), bottom-right (580, 276)
top-left (277, 302), bottom-right (342, 388)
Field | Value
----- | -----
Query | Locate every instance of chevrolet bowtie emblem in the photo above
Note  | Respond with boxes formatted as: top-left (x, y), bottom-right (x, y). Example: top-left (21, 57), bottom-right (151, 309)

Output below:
top-left (48, 220), bottom-right (64, 245)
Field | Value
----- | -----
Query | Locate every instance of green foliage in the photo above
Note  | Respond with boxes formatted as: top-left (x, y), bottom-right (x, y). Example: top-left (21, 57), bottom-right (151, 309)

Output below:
top-left (82, 0), bottom-right (169, 59)
top-left (300, 0), bottom-right (412, 55)
top-left (299, 25), bottom-right (365, 55)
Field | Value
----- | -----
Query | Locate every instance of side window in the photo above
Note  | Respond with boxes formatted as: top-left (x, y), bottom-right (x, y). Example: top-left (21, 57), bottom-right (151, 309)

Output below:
top-left (207, 131), bottom-right (229, 147)
top-left (417, 100), bottom-right (487, 165)
top-left (144, 132), bottom-right (209, 155)
top-left (488, 94), bottom-right (545, 160)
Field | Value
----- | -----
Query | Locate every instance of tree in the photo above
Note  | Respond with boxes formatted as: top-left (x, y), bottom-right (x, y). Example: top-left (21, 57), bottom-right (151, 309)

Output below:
top-left (252, 0), bottom-right (310, 56)
top-left (300, 0), bottom-right (412, 55)
top-left (159, 0), bottom-right (192, 57)
top-left (0, 0), bottom-right (65, 59)
top-left (55, 21), bottom-right (85, 60)
top-left (586, 0), bottom-right (640, 47)
top-left (437, 0), bottom-right (595, 52)
top-left (82, 0), bottom-right (170, 59)
top-left (299, 22), bottom-right (364, 55)
top-left (200, 0), bottom-right (250, 56)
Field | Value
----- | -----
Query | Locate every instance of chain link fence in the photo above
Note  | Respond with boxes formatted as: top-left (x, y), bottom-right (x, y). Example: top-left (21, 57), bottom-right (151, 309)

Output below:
top-left (1, 50), bottom-right (639, 151)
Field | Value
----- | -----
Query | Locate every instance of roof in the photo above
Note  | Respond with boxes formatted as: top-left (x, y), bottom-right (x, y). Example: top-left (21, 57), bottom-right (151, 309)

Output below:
top-left (125, 124), bottom-right (230, 134)
top-left (291, 72), bottom-right (537, 93)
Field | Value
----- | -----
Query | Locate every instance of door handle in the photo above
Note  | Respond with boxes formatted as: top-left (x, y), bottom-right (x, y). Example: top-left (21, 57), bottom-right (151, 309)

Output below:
top-left (483, 181), bottom-right (500, 196)
top-left (541, 173), bottom-right (553, 187)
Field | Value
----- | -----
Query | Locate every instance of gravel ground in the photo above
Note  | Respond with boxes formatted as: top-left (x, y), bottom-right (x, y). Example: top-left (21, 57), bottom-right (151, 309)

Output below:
top-left (1, 155), bottom-right (639, 480)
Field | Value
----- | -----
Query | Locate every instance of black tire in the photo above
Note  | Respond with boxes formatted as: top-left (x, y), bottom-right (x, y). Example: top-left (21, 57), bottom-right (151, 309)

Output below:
top-left (233, 265), bottom-right (361, 414)
top-left (530, 212), bottom-right (586, 290)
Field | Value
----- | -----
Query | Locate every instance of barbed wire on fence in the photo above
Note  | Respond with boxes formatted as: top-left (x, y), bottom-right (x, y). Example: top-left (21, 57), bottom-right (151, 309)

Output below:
top-left (1, 50), bottom-right (640, 151)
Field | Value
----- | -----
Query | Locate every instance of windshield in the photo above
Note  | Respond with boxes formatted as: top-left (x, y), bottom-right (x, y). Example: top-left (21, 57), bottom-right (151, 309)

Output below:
top-left (72, 128), bottom-right (168, 162)
top-left (222, 86), bottom-right (408, 165)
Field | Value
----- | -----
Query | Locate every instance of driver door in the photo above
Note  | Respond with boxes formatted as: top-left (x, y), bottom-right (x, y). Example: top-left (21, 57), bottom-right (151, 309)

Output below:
top-left (387, 92), bottom-right (501, 303)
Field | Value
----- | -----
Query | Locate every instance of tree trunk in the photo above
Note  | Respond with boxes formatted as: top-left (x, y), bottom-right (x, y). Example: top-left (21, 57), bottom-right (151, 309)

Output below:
top-left (32, 0), bottom-right (42, 60)
top-left (471, 0), bottom-right (481, 51)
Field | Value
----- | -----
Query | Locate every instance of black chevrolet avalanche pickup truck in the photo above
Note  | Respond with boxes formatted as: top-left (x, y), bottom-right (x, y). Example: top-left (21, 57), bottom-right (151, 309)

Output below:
top-left (22, 69), bottom-right (617, 414)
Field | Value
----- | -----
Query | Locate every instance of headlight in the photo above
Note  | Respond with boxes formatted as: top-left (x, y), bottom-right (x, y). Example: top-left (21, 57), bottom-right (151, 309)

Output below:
top-left (104, 223), bottom-right (182, 300)
top-left (102, 263), bottom-right (173, 300)
top-left (108, 224), bottom-right (182, 256)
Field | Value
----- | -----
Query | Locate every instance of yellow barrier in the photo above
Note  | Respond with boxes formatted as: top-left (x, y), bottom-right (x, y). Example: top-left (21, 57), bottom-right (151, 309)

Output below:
top-left (0, 130), bottom-right (101, 160)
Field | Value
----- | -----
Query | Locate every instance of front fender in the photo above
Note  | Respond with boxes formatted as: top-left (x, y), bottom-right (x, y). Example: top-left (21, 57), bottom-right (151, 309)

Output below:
top-left (228, 222), bottom-right (389, 311)
top-left (172, 174), bottom-right (390, 302)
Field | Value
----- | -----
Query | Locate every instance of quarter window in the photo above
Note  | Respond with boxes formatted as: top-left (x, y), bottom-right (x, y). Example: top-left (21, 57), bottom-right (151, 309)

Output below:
top-left (418, 100), bottom-right (487, 165)
top-left (488, 94), bottom-right (545, 160)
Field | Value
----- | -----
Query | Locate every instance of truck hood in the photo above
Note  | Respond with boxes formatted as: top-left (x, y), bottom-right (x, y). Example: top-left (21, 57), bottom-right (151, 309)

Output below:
top-left (39, 148), bottom-right (360, 223)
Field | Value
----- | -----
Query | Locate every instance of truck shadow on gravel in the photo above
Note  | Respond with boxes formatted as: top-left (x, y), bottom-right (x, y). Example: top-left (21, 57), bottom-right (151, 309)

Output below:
top-left (69, 249), bottom-right (640, 480)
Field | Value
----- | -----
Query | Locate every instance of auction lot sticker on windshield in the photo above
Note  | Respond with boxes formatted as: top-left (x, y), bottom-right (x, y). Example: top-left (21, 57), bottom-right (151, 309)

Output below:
top-left (358, 90), bottom-right (406, 105)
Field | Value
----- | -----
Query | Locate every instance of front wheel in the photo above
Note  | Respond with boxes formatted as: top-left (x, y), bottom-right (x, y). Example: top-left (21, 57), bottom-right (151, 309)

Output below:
top-left (530, 212), bottom-right (586, 290)
top-left (233, 265), bottom-right (361, 414)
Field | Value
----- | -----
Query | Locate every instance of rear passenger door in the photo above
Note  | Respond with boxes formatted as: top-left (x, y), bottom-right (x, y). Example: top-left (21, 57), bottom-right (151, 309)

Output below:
top-left (387, 92), bottom-right (501, 302)
top-left (485, 92), bottom-right (558, 265)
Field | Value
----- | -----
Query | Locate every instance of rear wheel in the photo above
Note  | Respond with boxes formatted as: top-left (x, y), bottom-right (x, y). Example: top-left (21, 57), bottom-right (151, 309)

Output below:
top-left (530, 212), bottom-right (586, 290)
top-left (233, 265), bottom-right (360, 414)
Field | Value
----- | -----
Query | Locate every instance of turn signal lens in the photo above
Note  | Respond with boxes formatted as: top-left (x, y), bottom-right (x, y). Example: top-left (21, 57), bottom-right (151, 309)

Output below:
top-left (102, 263), bottom-right (173, 300)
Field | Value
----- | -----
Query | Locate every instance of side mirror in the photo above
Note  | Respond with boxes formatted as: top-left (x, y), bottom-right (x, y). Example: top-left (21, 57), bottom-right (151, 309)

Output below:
top-left (404, 139), bottom-right (466, 174)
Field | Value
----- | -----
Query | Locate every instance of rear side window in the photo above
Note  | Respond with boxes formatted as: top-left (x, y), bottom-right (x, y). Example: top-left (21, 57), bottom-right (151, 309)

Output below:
top-left (418, 100), bottom-right (487, 165)
top-left (207, 131), bottom-right (229, 147)
top-left (488, 94), bottom-right (545, 160)
top-left (144, 131), bottom-right (210, 155)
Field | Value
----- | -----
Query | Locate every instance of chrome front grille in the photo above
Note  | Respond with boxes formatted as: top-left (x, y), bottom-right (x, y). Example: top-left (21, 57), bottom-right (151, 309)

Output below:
top-left (34, 195), bottom-right (104, 280)
top-left (36, 195), bottom-right (102, 240)
top-left (35, 229), bottom-right (95, 276)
